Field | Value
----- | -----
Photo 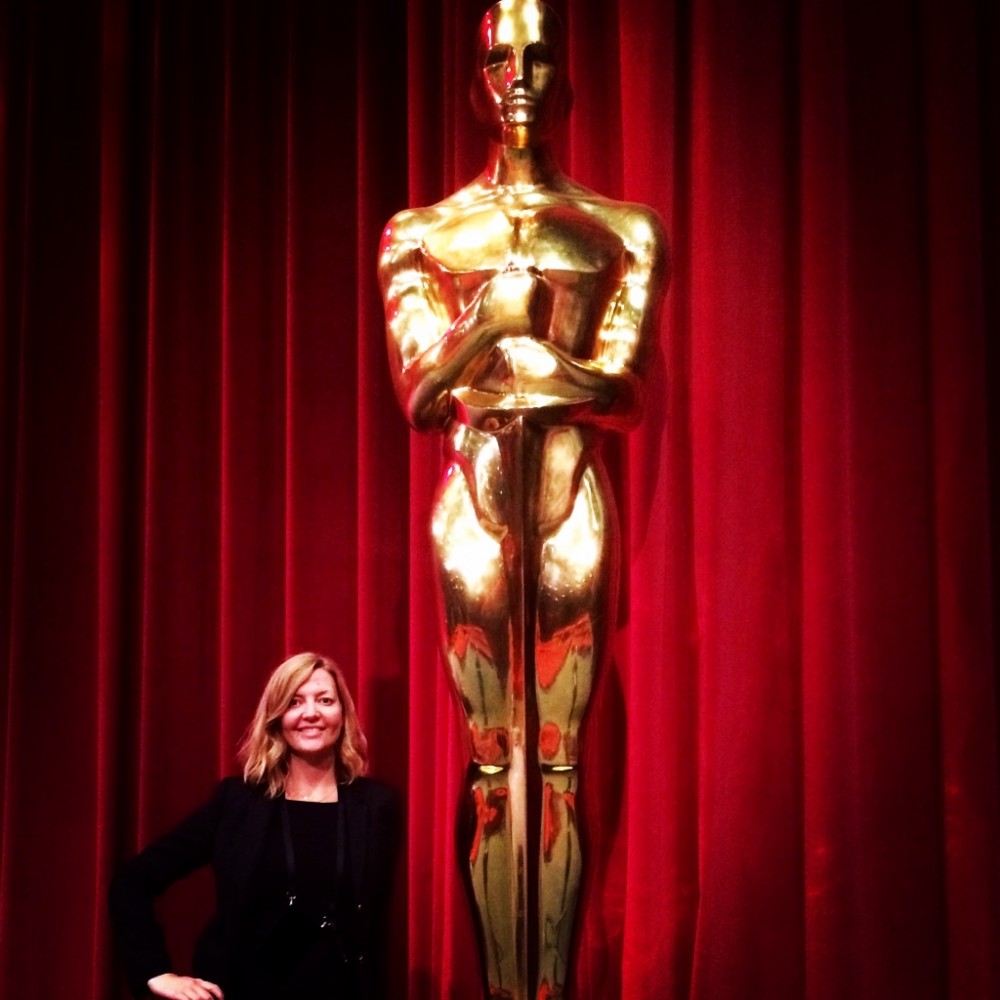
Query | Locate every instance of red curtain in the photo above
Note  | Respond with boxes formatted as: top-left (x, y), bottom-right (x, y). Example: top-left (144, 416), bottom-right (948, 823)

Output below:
top-left (2, 0), bottom-right (998, 997)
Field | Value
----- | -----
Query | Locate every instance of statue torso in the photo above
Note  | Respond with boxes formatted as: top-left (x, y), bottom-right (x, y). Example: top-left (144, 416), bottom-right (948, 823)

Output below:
top-left (420, 186), bottom-right (630, 360)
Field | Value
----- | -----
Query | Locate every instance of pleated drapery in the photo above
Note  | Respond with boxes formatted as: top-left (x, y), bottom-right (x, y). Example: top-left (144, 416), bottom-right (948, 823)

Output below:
top-left (1, 1), bottom-right (998, 998)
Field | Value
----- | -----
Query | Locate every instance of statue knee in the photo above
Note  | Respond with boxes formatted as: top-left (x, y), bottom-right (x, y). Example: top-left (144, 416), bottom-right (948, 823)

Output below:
top-left (536, 720), bottom-right (581, 770)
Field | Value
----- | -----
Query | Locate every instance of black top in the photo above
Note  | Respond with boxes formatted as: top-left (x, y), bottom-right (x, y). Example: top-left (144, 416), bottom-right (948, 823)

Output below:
top-left (237, 800), bottom-right (350, 999)
top-left (108, 777), bottom-right (401, 1000)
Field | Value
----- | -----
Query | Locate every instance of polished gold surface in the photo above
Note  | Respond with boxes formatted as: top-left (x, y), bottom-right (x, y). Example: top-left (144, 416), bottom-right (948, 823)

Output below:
top-left (379, 1), bottom-right (666, 995)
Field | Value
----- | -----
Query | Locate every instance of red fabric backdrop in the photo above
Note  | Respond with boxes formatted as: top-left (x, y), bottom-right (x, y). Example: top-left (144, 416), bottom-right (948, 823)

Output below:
top-left (2, 0), bottom-right (998, 997)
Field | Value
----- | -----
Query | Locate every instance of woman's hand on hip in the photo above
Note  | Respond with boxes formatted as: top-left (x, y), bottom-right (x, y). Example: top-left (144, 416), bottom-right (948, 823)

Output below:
top-left (147, 972), bottom-right (224, 999)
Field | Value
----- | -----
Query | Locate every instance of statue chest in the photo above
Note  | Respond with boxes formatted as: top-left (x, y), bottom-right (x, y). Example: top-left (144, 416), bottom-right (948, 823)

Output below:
top-left (421, 200), bottom-right (628, 354)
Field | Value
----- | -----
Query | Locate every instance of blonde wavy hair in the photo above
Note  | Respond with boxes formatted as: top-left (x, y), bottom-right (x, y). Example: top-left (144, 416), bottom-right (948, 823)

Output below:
top-left (240, 652), bottom-right (368, 798)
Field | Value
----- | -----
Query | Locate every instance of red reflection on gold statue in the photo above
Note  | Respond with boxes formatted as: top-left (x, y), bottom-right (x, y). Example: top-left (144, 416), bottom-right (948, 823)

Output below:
top-left (379, 1), bottom-right (667, 995)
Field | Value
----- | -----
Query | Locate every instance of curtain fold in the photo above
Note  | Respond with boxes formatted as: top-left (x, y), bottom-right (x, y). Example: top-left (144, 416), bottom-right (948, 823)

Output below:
top-left (1, 1), bottom-right (997, 998)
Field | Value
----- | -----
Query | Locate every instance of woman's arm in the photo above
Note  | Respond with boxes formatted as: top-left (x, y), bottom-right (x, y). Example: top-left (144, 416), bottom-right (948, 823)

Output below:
top-left (108, 780), bottom-right (231, 998)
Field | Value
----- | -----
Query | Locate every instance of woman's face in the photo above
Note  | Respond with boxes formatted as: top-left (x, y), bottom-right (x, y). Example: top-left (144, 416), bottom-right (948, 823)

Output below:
top-left (280, 667), bottom-right (344, 763)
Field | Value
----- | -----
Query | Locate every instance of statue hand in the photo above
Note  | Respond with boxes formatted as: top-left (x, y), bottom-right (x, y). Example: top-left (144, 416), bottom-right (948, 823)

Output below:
top-left (475, 269), bottom-right (552, 338)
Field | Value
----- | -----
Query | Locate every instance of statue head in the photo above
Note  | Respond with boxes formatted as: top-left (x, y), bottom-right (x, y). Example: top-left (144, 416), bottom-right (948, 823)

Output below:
top-left (470, 0), bottom-right (572, 148)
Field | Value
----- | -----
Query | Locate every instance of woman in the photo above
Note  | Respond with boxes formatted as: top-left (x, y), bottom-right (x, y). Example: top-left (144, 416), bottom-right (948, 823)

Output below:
top-left (109, 653), bottom-right (401, 1000)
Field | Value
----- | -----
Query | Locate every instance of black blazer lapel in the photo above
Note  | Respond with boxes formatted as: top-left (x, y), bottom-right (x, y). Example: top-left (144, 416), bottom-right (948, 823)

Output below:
top-left (340, 783), bottom-right (370, 903)
top-left (226, 785), bottom-right (276, 901)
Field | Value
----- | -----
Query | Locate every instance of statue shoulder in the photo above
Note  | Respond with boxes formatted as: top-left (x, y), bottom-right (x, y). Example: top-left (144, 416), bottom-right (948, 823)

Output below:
top-left (546, 177), bottom-right (666, 256)
top-left (582, 195), bottom-right (666, 253)
top-left (382, 177), bottom-right (492, 249)
top-left (381, 206), bottom-right (437, 252)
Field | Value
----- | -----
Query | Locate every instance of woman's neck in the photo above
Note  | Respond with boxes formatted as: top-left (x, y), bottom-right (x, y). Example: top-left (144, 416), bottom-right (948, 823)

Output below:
top-left (284, 754), bottom-right (339, 802)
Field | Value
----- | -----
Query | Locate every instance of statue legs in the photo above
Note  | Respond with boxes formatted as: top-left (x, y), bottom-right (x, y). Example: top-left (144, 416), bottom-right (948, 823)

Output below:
top-left (534, 466), bottom-right (612, 999)
top-left (433, 420), bottom-right (616, 1000)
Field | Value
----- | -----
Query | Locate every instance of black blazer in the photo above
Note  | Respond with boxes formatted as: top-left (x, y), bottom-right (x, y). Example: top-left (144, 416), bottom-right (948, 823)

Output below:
top-left (109, 776), bottom-right (400, 999)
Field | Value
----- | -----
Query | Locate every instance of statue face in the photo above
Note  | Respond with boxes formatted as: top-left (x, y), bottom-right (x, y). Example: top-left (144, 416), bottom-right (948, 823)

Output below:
top-left (472, 0), bottom-right (570, 145)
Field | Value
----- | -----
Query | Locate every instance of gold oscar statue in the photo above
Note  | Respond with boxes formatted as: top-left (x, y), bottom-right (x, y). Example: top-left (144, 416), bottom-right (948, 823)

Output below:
top-left (379, 2), bottom-right (667, 996)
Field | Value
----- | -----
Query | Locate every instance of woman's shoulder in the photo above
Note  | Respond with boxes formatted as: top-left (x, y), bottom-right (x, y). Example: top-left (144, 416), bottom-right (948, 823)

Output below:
top-left (210, 774), bottom-right (272, 809)
top-left (344, 775), bottom-right (401, 808)
top-left (216, 773), bottom-right (261, 795)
